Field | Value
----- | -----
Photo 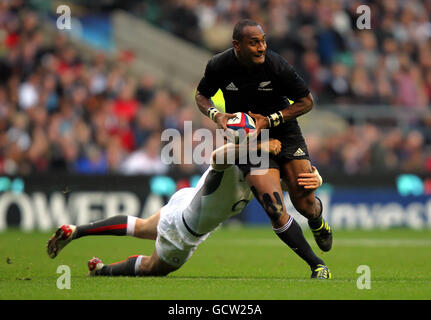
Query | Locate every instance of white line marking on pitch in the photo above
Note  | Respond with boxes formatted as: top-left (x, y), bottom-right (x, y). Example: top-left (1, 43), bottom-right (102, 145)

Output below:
top-left (209, 238), bottom-right (431, 247)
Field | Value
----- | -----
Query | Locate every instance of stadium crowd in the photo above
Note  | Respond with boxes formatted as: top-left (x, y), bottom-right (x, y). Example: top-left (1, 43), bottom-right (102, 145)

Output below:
top-left (0, 0), bottom-right (430, 177)
top-left (141, 0), bottom-right (431, 108)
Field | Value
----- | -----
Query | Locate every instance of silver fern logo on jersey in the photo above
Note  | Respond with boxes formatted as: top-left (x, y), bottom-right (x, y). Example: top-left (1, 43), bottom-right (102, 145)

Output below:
top-left (258, 81), bottom-right (273, 91)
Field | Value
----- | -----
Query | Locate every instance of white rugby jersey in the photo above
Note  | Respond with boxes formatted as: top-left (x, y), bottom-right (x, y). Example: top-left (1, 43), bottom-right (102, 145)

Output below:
top-left (180, 164), bottom-right (254, 237)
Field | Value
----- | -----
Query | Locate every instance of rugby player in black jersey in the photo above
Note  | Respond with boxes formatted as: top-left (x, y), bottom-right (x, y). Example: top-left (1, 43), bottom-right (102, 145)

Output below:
top-left (195, 19), bottom-right (333, 257)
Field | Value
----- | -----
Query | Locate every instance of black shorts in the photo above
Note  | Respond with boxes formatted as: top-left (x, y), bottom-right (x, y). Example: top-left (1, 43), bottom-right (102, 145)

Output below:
top-left (237, 129), bottom-right (310, 177)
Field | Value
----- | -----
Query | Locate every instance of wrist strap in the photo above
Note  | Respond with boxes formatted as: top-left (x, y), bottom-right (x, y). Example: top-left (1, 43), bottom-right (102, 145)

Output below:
top-left (267, 111), bottom-right (284, 127)
top-left (207, 107), bottom-right (220, 122)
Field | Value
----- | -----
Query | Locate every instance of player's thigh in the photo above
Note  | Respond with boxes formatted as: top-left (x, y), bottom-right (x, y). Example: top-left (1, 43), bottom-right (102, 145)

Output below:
top-left (246, 168), bottom-right (283, 201)
top-left (245, 168), bottom-right (290, 225)
top-left (134, 210), bottom-right (160, 240)
top-left (155, 218), bottom-right (198, 272)
top-left (281, 159), bottom-right (315, 203)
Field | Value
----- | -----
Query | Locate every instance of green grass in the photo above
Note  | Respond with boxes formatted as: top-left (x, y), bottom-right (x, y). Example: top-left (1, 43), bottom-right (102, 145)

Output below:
top-left (1, 226), bottom-right (431, 300)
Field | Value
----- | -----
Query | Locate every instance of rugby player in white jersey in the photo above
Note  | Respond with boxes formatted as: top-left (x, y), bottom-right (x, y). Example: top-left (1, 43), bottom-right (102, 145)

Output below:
top-left (47, 137), bottom-right (331, 279)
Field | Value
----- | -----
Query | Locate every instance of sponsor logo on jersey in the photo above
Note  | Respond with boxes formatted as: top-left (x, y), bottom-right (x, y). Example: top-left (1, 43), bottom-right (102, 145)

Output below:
top-left (226, 82), bottom-right (238, 91)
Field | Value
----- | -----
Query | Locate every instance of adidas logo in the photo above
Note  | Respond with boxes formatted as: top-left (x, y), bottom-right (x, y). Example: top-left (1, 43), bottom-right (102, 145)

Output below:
top-left (226, 82), bottom-right (238, 91)
top-left (293, 148), bottom-right (306, 157)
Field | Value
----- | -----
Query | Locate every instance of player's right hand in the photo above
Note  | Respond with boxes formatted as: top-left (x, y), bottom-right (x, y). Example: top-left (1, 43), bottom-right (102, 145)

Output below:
top-left (215, 112), bottom-right (237, 130)
top-left (248, 111), bottom-right (270, 136)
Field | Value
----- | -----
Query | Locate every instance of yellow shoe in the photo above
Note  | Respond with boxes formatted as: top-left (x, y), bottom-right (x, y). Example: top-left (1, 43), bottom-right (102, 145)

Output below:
top-left (311, 264), bottom-right (332, 279)
top-left (309, 219), bottom-right (333, 252)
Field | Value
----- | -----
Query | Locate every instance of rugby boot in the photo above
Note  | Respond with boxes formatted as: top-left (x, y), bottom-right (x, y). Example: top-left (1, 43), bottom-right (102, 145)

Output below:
top-left (88, 257), bottom-right (104, 276)
top-left (46, 224), bottom-right (76, 258)
top-left (309, 219), bottom-right (333, 252)
top-left (311, 264), bottom-right (332, 279)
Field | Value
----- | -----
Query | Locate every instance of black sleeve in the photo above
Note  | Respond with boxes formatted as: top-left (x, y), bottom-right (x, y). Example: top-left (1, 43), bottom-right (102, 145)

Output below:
top-left (278, 61), bottom-right (310, 101)
top-left (196, 59), bottom-right (220, 98)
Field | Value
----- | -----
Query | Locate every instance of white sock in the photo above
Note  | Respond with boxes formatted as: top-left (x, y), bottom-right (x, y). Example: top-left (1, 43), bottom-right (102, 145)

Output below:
top-left (126, 216), bottom-right (138, 236)
top-left (134, 255), bottom-right (145, 275)
top-left (272, 215), bottom-right (293, 234)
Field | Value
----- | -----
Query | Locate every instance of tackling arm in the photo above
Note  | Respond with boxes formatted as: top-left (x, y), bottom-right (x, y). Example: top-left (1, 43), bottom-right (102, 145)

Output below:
top-left (211, 138), bottom-right (282, 171)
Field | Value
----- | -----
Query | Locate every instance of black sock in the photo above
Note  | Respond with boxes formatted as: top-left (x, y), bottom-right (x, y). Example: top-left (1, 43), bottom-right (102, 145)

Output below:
top-left (73, 215), bottom-right (129, 239)
top-left (308, 196), bottom-right (323, 230)
top-left (97, 255), bottom-right (142, 277)
top-left (274, 216), bottom-right (324, 270)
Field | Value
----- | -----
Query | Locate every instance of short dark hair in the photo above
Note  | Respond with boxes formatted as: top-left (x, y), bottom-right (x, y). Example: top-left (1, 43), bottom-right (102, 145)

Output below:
top-left (232, 19), bottom-right (260, 41)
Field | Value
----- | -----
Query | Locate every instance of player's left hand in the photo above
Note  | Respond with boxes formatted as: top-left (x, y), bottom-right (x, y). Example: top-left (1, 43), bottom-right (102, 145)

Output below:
top-left (297, 166), bottom-right (323, 190)
top-left (248, 111), bottom-right (269, 135)
top-left (260, 138), bottom-right (281, 155)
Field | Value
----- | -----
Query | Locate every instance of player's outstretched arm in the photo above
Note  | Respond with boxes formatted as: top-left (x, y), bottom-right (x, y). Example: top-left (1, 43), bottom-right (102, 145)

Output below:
top-left (211, 138), bottom-right (281, 171)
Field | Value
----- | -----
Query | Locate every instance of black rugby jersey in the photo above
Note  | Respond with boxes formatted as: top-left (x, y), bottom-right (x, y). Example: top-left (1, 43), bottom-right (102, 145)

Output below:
top-left (197, 48), bottom-right (310, 134)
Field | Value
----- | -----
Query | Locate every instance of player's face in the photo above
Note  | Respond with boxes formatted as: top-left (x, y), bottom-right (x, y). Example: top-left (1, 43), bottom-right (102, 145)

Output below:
top-left (234, 25), bottom-right (267, 66)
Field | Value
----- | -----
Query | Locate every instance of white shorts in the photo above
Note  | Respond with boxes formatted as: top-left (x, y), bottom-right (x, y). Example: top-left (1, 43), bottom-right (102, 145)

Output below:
top-left (156, 188), bottom-right (211, 268)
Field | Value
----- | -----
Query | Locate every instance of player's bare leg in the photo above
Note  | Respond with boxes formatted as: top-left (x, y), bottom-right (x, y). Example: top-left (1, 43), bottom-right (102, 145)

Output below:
top-left (282, 159), bottom-right (333, 252)
top-left (137, 250), bottom-right (178, 276)
top-left (133, 211), bottom-right (160, 240)
top-left (245, 168), bottom-right (328, 276)
top-left (246, 168), bottom-right (289, 227)
top-left (282, 159), bottom-right (321, 219)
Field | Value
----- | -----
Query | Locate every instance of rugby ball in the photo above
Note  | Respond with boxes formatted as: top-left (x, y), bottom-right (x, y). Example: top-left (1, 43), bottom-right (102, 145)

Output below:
top-left (226, 112), bottom-right (256, 143)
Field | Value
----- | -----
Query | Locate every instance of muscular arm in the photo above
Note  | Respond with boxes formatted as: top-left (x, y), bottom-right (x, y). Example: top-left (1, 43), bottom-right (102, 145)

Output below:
top-left (280, 93), bottom-right (314, 121)
top-left (195, 90), bottom-right (236, 129)
top-left (195, 90), bottom-right (215, 116)
top-left (249, 93), bottom-right (314, 133)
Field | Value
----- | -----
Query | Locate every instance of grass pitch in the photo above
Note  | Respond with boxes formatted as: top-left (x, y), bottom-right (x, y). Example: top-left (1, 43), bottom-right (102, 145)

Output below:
top-left (1, 226), bottom-right (431, 300)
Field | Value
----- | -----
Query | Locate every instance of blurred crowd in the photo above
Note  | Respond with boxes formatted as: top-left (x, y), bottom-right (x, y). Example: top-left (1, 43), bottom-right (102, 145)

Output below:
top-left (140, 0), bottom-right (431, 108)
top-left (137, 0), bottom-right (431, 173)
top-left (0, 0), bottom-right (214, 178)
top-left (0, 0), bottom-right (430, 177)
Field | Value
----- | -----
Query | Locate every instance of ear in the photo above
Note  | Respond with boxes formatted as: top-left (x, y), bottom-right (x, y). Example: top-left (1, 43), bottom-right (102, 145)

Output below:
top-left (232, 39), bottom-right (240, 51)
